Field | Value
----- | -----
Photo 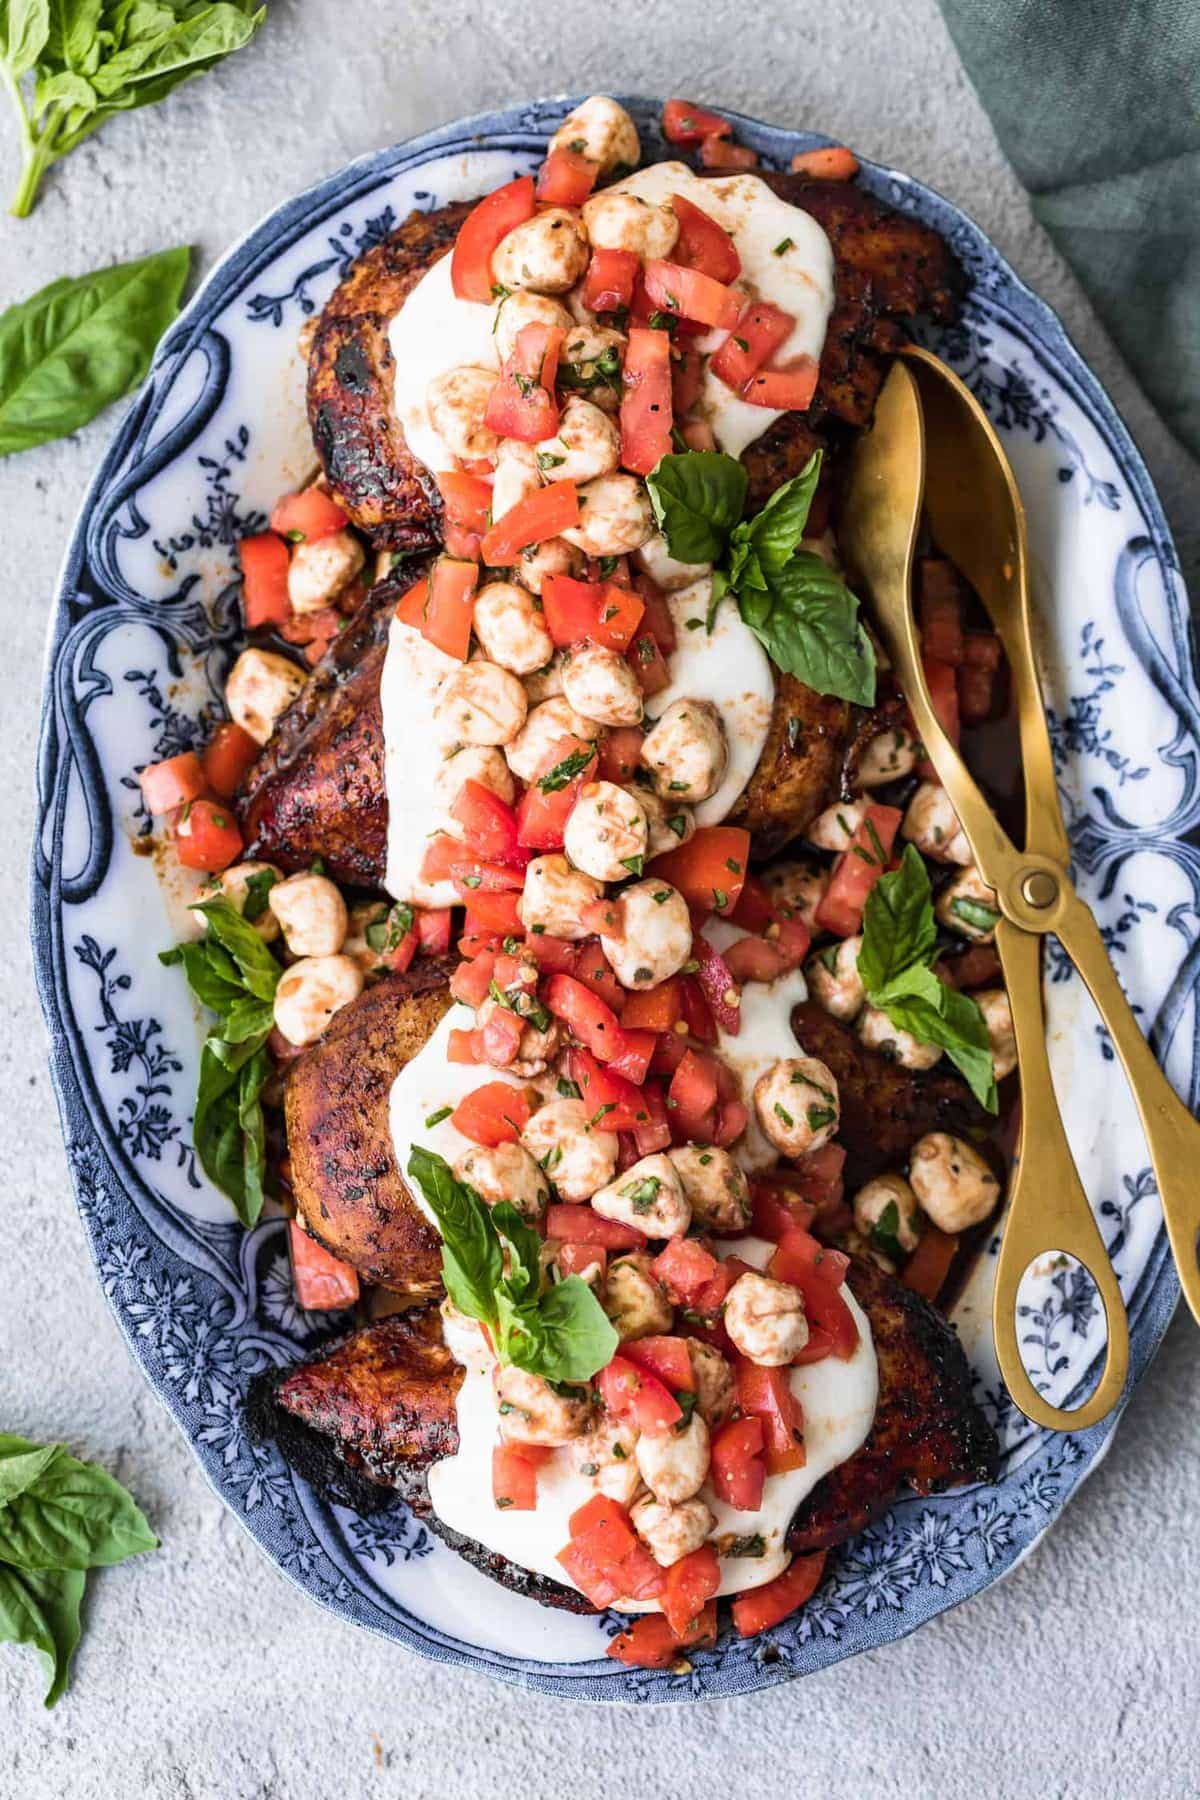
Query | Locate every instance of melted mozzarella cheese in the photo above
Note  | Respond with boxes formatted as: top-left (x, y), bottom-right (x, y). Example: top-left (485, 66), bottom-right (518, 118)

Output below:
top-left (603, 163), bottom-right (835, 459)
top-left (380, 615), bottom-right (462, 905)
top-left (707, 918), bottom-right (809, 1171)
top-left (654, 577), bottom-right (774, 825)
top-left (426, 1232), bottom-right (877, 1609)
top-left (387, 254), bottom-right (499, 476)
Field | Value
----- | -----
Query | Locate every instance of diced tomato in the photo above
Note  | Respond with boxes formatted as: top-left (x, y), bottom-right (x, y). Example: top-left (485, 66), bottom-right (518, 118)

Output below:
top-left (710, 1415), bottom-right (766, 1510)
top-left (139, 751), bottom-right (208, 816)
top-left (642, 261), bottom-right (741, 332)
top-left (901, 1224), bottom-right (959, 1302)
top-left (446, 1027), bottom-right (481, 1065)
top-left (480, 480), bottom-right (579, 565)
top-left (171, 798), bottom-right (243, 871)
top-left (741, 356), bottom-right (819, 410)
top-left (662, 99), bottom-right (732, 145)
top-left (620, 979), bottom-right (682, 1033)
top-left (514, 732), bottom-right (598, 851)
top-left (536, 146), bottom-right (597, 206)
top-left (286, 606), bottom-right (343, 664)
top-left (394, 574), bottom-right (430, 627)
top-left (652, 1235), bottom-right (720, 1307)
top-left (492, 1443), bottom-right (548, 1512)
top-left (565, 1047), bottom-right (645, 1131)
top-left (436, 469), bottom-right (493, 534)
top-left (485, 323), bottom-right (563, 442)
top-left (557, 1241), bottom-right (606, 1280)
top-left (632, 575), bottom-right (677, 656)
top-left (477, 1005), bottom-right (524, 1067)
top-left (597, 1356), bottom-right (682, 1437)
top-left (731, 1551), bottom-right (828, 1636)
top-left (463, 889), bottom-right (524, 936)
top-left (915, 655), bottom-right (961, 781)
top-left (679, 419), bottom-right (715, 451)
top-left (238, 531), bottom-right (291, 628)
top-left (451, 1081), bottom-right (532, 1147)
top-left (918, 571), bottom-right (965, 666)
top-left (677, 975), bottom-right (717, 1046)
top-left (790, 142), bottom-right (859, 178)
top-left (627, 629), bottom-right (672, 694)
top-left (619, 327), bottom-right (674, 476)
top-left (667, 1048), bottom-right (721, 1141)
top-left (270, 487), bottom-right (348, 542)
top-left (545, 972), bottom-right (626, 1063)
top-left (813, 803), bottom-right (903, 938)
top-left (604, 1029), bottom-right (655, 1087)
top-left (957, 643), bottom-right (1001, 725)
top-left (735, 1360), bottom-right (806, 1473)
top-left (699, 136), bottom-right (758, 170)
top-left (450, 949), bottom-right (495, 1006)
top-left (661, 1544), bottom-right (721, 1639)
top-left (288, 1222), bottom-right (360, 1310)
top-left (451, 174), bottom-right (536, 303)
top-left (450, 780), bottom-right (525, 865)
top-left (728, 874), bottom-right (773, 933)
top-left (622, 1334), bottom-right (696, 1392)
top-left (201, 722), bottom-right (260, 800)
top-left (607, 1602), bottom-right (718, 1668)
top-left (710, 301), bottom-right (795, 391)
top-left (750, 1177), bottom-right (817, 1243)
top-left (649, 826), bottom-right (750, 916)
top-left (520, 932), bottom-right (578, 974)
top-left (632, 1082), bottom-right (672, 1156)
top-left (596, 725), bottom-right (645, 783)
top-left (544, 1203), bottom-right (646, 1250)
top-left (422, 836), bottom-right (523, 890)
top-left (724, 935), bottom-right (789, 985)
top-left (582, 246), bottom-right (640, 315)
top-left (670, 343), bottom-right (705, 416)
top-left (669, 191), bottom-right (740, 282)
top-left (560, 1496), bottom-right (666, 1605)
top-left (692, 935), bottom-right (741, 1036)
top-left (787, 1143), bottom-right (847, 1220)
top-left (542, 575), bottom-right (644, 652)
top-left (415, 907), bottom-right (452, 955)
top-left (769, 1229), bottom-right (858, 1360)
top-left (420, 556), bottom-right (478, 660)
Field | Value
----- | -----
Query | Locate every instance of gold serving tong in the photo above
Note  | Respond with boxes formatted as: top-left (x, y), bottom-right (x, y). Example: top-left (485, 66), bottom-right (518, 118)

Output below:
top-left (841, 347), bottom-right (1200, 1430)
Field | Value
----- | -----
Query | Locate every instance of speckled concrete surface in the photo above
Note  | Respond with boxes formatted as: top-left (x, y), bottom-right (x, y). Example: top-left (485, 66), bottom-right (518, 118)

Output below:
top-left (1, 4), bottom-right (1197, 1795)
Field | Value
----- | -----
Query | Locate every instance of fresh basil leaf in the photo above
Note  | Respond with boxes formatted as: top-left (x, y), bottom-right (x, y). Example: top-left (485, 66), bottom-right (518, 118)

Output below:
top-left (739, 551), bottom-right (876, 705)
top-left (406, 1148), bottom-right (502, 1328)
top-left (191, 896), bottom-right (281, 1002)
top-left (512, 1276), bottom-right (618, 1384)
top-left (0, 1563), bottom-right (84, 1708)
top-left (492, 1201), bottom-right (542, 1300)
top-left (240, 866), bottom-right (277, 923)
top-left (0, 1441), bottom-right (59, 1504)
top-left (873, 963), bottom-right (998, 1113)
top-left (191, 1035), bottom-right (271, 1227)
top-left (89, 4), bottom-right (263, 101)
top-left (732, 450), bottom-right (822, 580)
top-left (0, 248), bottom-right (189, 452)
top-left (646, 450), bottom-right (747, 564)
top-left (221, 994), bottom-right (275, 1044)
top-left (44, 0), bottom-right (103, 73)
top-left (858, 846), bottom-right (938, 993)
top-left (1, 0), bottom-right (50, 76)
top-left (158, 938), bottom-right (243, 1015)
top-left (0, 1445), bottom-right (157, 1571)
top-left (870, 1199), bottom-right (905, 1265)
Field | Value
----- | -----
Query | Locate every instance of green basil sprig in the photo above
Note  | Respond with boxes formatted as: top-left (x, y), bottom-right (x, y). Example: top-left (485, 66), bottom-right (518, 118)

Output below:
top-left (0, 248), bottom-right (191, 457)
top-left (160, 893), bottom-right (282, 1226)
top-left (857, 846), bottom-right (998, 1112)
top-left (407, 1148), bottom-right (618, 1384)
top-left (1, 1), bottom-right (266, 218)
top-left (645, 447), bottom-right (876, 706)
top-left (0, 1433), bottom-right (157, 1706)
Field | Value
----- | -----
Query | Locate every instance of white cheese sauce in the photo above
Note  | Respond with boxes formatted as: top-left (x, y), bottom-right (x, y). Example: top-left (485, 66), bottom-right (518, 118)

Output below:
top-left (380, 615), bottom-right (463, 906)
top-left (387, 253), bottom-right (499, 479)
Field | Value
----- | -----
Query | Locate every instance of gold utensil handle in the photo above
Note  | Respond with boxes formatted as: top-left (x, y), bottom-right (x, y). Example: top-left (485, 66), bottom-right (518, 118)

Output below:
top-left (991, 924), bottom-right (1130, 1429)
top-left (1054, 891), bottom-right (1200, 1323)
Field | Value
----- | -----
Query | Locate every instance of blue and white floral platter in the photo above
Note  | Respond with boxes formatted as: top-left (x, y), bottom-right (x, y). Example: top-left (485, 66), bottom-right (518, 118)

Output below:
top-left (30, 97), bottom-right (1198, 1703)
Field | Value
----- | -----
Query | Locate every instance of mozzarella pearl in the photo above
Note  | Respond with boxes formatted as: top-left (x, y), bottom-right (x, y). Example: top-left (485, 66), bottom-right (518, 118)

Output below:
top-left (225, 648), bottom-right (306, 746)
top-left (909, 1132), bottom-right (1002, 1233)
top-left (603, 1252), bottom-right (674, 1342)
top-left (520, 1097), bottom-right (619, 1200)
top-left (592, 1152), bottom-right (691, 1238)
top-left (286, 529), bottom-right (364, 615)
top-left (724, 1272), bottom-right (810, 1366)
top-left (472, 581), bottom-right (555, 676)
top-left (805, 935), bottom-right (866, 1022)
top-left (600, 878), bottom-right (693, 989)
top-left (640, 698), bottom-right (728, 804)
top-left (425, 365), bottom-right (500, 461)
top-left (272, 955), bottom-right (363, 1047)
top-left (582, 190), bottom-right (680, 260)
top-left (518, 853), bottom-right (603, 941)
top-left (455, 1142), bottom-right (549, 1221)
top-left (668, 1145), bottom-right (751, 1234)
top-left (561, 643), bottom-right (645, 727)
top-left (563, 780), bottom-right (649, 882)
top-left (434, 661), bottom-right (528, 747)
top-left (493, 209), bottom-right (590, 294)
top-left (753, 1055), bottom-right (841, 1156)
top-left (267, 871), bottom-right (348, 957)
top-left (562, 473), bottom-right (656, 557)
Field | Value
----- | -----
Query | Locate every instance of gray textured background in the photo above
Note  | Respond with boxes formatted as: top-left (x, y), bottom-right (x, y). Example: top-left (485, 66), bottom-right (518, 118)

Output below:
top-left (2, 3), bottom-right (1197, 1795)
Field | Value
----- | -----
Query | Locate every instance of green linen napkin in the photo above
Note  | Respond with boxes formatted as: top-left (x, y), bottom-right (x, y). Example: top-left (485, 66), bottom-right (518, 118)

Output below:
top-left (936, 0), bottom-right (1200, 462)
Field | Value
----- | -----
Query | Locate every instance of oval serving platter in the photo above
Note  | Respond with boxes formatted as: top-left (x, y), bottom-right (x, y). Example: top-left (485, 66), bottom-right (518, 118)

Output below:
top-left (30, 96), bottom-right (1198, 1703)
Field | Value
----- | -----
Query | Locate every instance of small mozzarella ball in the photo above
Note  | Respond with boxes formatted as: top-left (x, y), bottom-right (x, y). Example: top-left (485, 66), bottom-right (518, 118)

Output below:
top-left (853, 1172), bottom-right (922, 1254)
top-left (592, 1152), bottom-right (691, 1239)
top-left (536, 396), bottom-right (621, 485)
top-left (903, 782), bottom-right (973, 865)
top-left (440, 1296), bottom-right (487, 1365)
top-left (754, 1055), bottom-right (841, 1156)
top-left (191, 861), bottom-right (281, 944)
top-left (688, 1340), bottom-right (736, 1429)
top-left (523, 650), bottom-right (566, 705)
top-left (806, 801), bottom-right (867, 853)
top-left (603, 1252), bottom-right (674, 1341)
top-left (635, 1411), bottom-right (710, 1504)
top-left (341, 899), bottom-right (396, 977)
top-left (561, 643), bottom-right (645, 727)
top-left (493, 208), bottom-right (590, 295)
top-left (513, 534), bottom-right (583, 596)
top-left (582, 190), bottom-right (680, 260)
top-left (600, 878), bottom-right (692, 990)
top-left (559, 325), bottom-right (626, 414)
top-left (518, 853), bottom-right (603, 941)
top-left (805, 936), bottom-right (866, 1023)
top-left (631, 1494), bottom-right (715, 1568)
top-left (550, 96), bottom-right (640, 173)
top-left (272, 955), bottom-right (363, 1047)
top-left (724, 1272), bottom-right (810, 1367)
top-left (640, 698), bottom-right (728, 804)
top-left (267, 871), bottom-right (348, 957)
top-left (763, 858), bottom-right (828, 932)
top-left (668, 1145), bottom-right (750, 1234)
top-left (505, 696), bottom-right (599, 782)
top-left (455, 1142), bottom-right (549, 1222)
top-left (472, 581), bottom-right (555, 676)
top-left (564, 780), bottom-right (649, 881)
top-left (634, 531), bottom-right (712, 592)
top-left (909, 1132), bottom-right (1002, 1233)
top-left (425, 365), bottom-right (500, 462)
top-left (563, 473), bottom-right (655, 557)
top-left (854, 725), bottom-right (921, 789)
top-left (574, 1418), bottom-right (642, 1506)
top-left (434, 660), bottom-right (528, 747)
top-left (225, 648), bottom-right (306, 746)
top-left (635, 786), bottom-right (696, 857)
top-left (857, 1004), bottom-right (944, 1070)
top-left (495, 1365), bottom-right (593, 1446)
top-left (286, 529), bottom-right (364, 617)
top-left (493, 290), bottom-right (573, 364)
top-left (435, 745), bottom-right (516, 820)
top-left (936, 863), bottom-right (1000, 942)
top-left (521, 1098), bottom-right (619, 1200)
top-left (975, 987), bottom-right (1017, 1082)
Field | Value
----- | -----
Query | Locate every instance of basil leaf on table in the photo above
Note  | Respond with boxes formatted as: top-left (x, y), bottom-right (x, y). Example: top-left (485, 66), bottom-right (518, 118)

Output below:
top-left (0, 1564), bottom-right (85, 1708)
top-left (0, 248), bottom-right (190, 456)
top-left (0, 1444), bottom-right (158, 1571)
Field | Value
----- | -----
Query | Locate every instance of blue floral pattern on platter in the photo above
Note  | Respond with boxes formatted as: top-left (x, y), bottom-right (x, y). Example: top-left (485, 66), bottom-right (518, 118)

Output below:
top-left (29, 97), bottom-right (1196, 1703)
